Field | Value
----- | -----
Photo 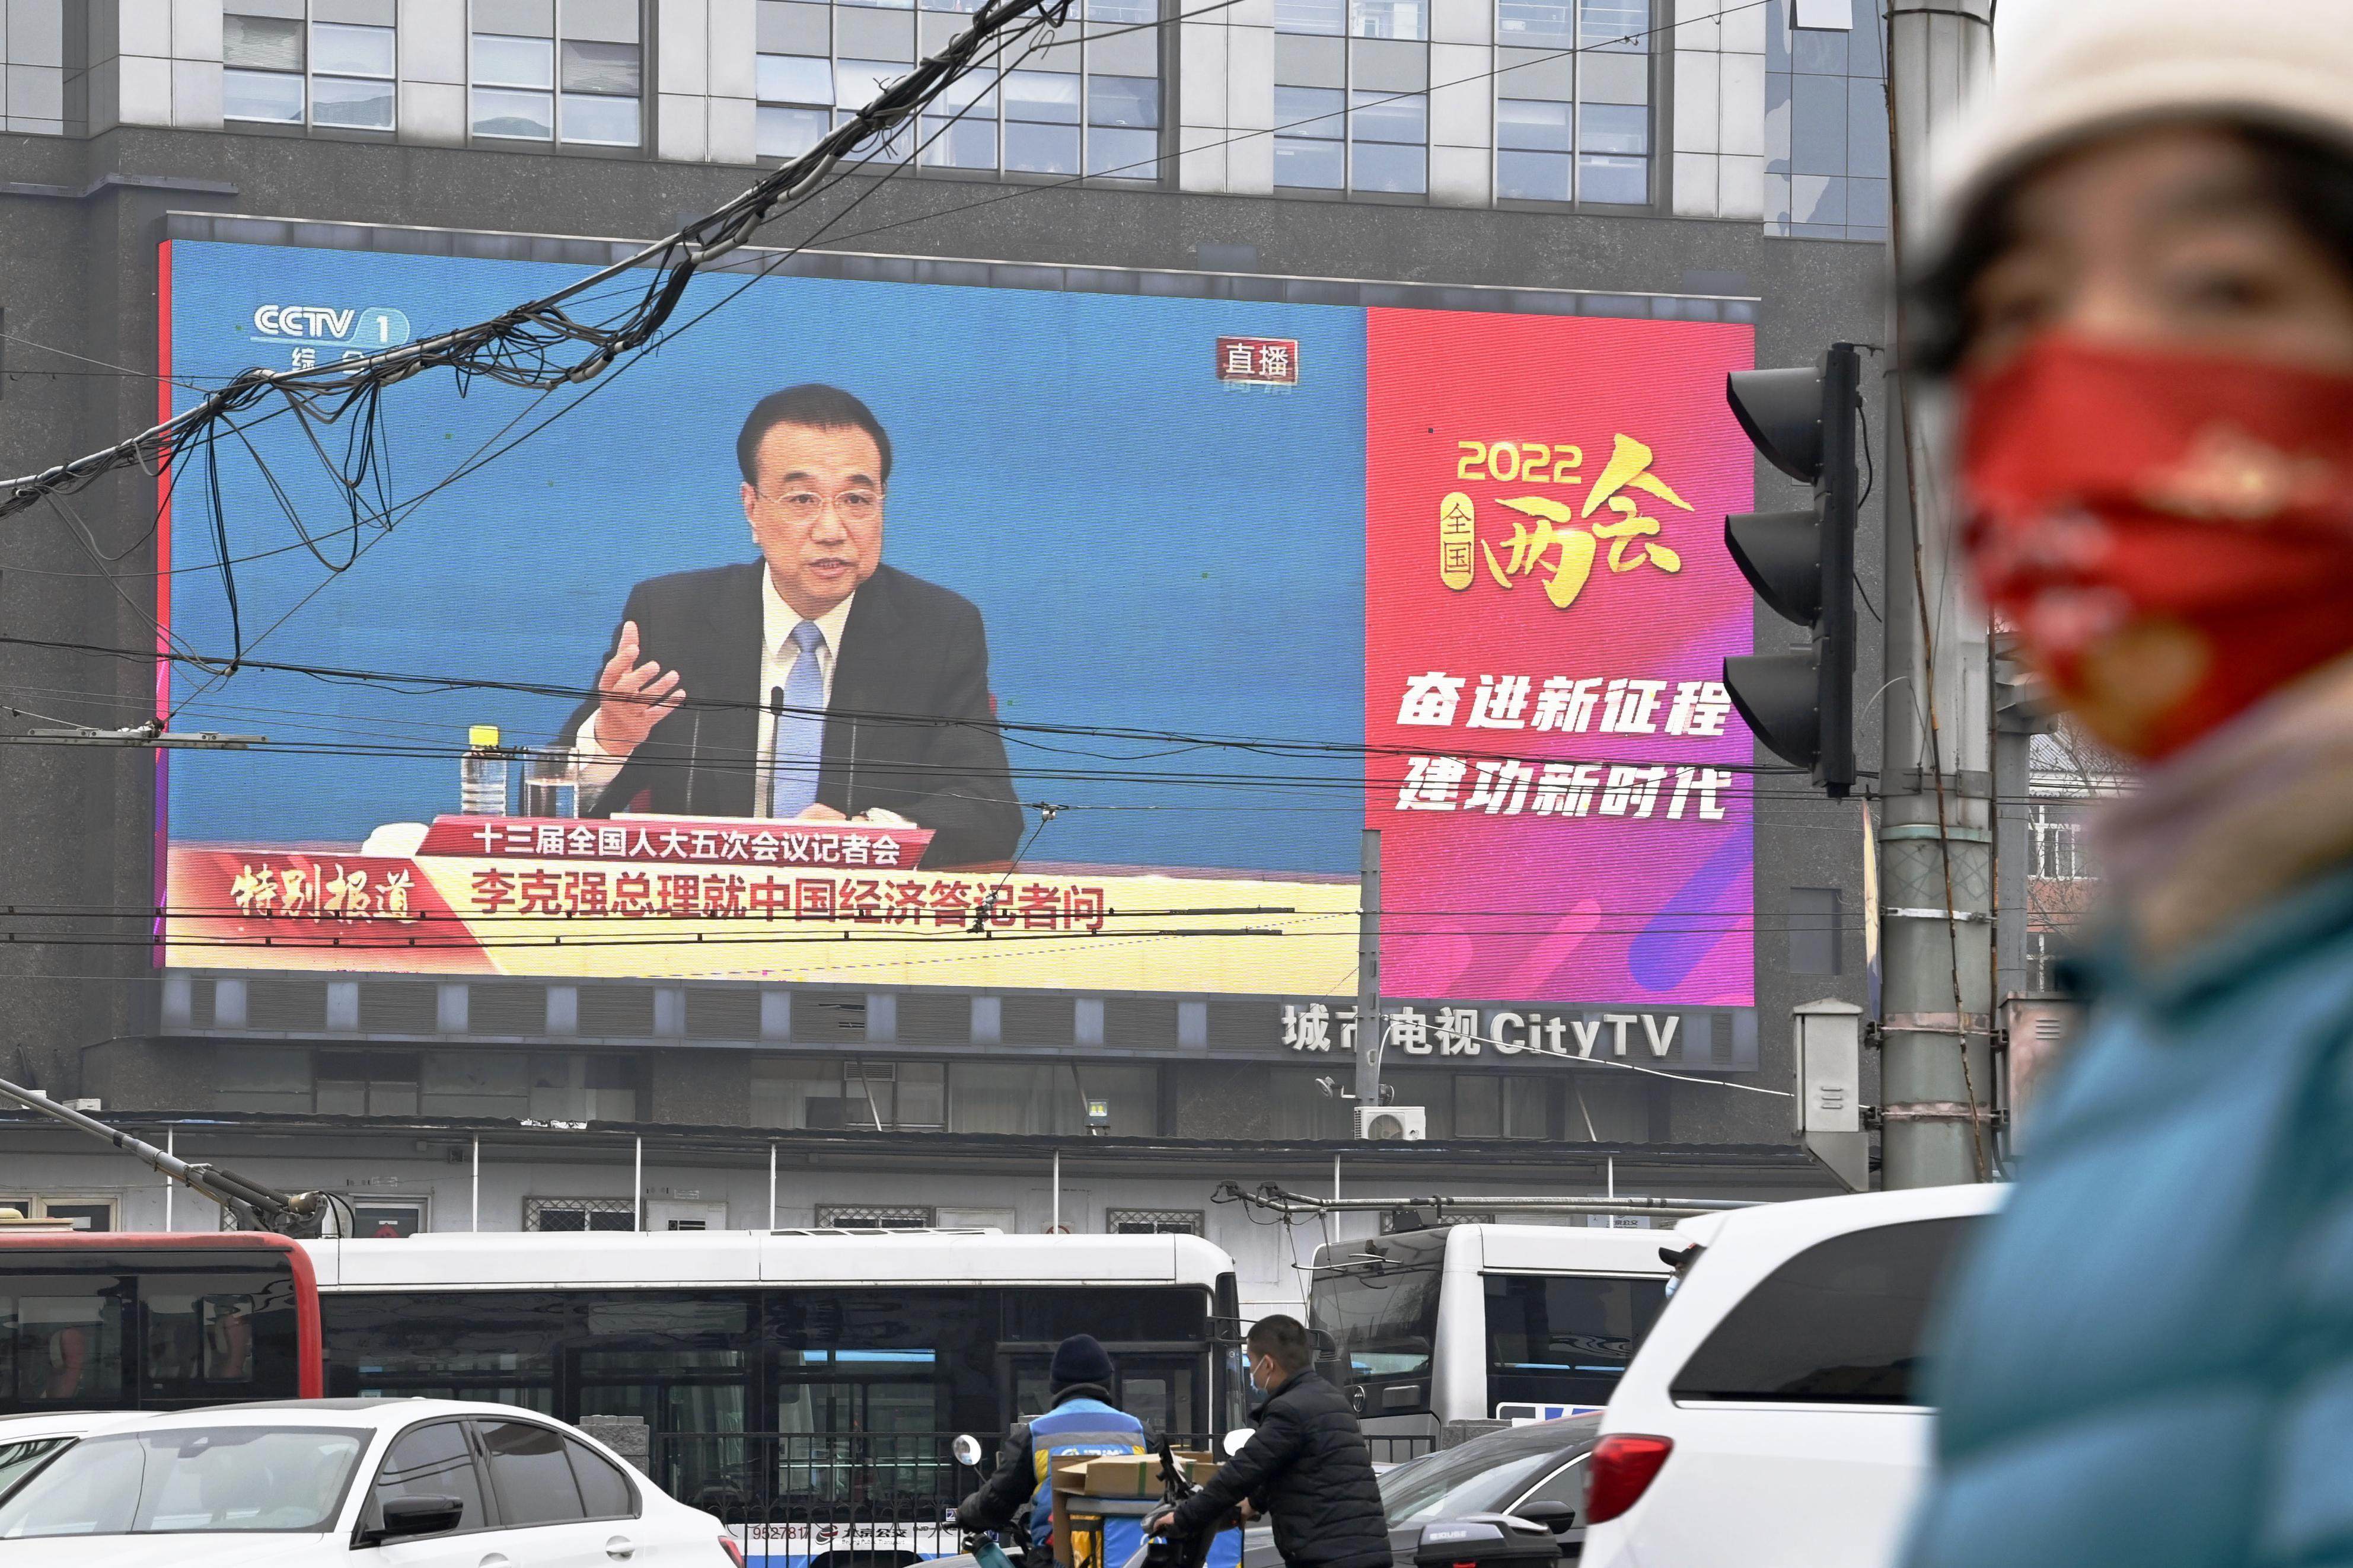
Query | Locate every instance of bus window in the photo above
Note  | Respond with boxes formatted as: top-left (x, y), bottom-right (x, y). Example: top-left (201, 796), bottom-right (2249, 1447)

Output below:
top-left (0, 1244), bottom-right (311, 1414)
top-left (2, 1277), bottom-right (127, 1407)
top-left (1308, 1262), bottom-right (1442, 1413)
top-left (1483, 1273), bottom-right (1667, 1410)
top-left (320, 1291), bottom-right (566, 1412)
top-left (142, 1271), bottom-right (301, 1404)
top-left (1002, 1288), bottom-right (1206, 1345)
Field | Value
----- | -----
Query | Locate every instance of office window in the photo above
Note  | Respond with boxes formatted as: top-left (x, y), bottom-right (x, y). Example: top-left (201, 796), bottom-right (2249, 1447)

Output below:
top-left (1446, 1075), bottom-right (1548, 1139)
top-left (1764, 0), bottom-right (1887, 240)
top-left (751, 1058), bottom-right (946, 1131)
top-left (1350, 89), bottom-right (1426, 193)
top-left (1108, 1209), bottom-right (1203, 1235)
top-left (1493, 0), bottom-right (1651, 206)
top-left (2025, 932), bottom-right (2057, 993)
top-left (757, 0), bottom-right (1160, 181)
top-left (1788, 887), bottom-right (1843, 976)
top-left (524, 1196), bottom-right (635, 1231)
top-left (1496, 98), bottom-right (1570, 200)
top-left (528, 1052), bottom-right (640, 1122)
top-left (218, 1046), bottom-right (314, 1114)
top-left (815, 1204), bottom-right (936, 1229)
top-left (1273, 87), bottom-right (1346, 189)
top-left (317, 1050), bottom-right (420, 1116)
top-left (1274, 0), bottom-right (1428, 196)
top-left (351, 1200), bottom-right (426, 1238)
top-left (943, 1061), bottom-right (1158, 1135)
top-left (1351, 0), bottom-right (1424, 38)
top-left (2030, 804), bottom-right (2090, 881)
top-left (224, 2), bottom-right (396, 132)
top-left (472, 0), bottom-right (643, 149)
top-left (420, 1051), bottom-right (530, 1119)
top-left (1273, 0), bottom-right (1341, 31)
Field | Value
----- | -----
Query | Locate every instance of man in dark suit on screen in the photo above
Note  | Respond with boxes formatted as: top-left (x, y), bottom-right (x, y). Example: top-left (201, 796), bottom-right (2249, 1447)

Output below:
top-left (565, 384), bottom-right (1023, 868)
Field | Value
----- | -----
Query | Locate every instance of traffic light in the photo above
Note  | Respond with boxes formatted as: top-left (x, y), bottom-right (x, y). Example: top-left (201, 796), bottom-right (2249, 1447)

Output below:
top-left (1721, 342), bottom-right (1861, 797)
top-left (1992, 630), bottom-right (2055, 736)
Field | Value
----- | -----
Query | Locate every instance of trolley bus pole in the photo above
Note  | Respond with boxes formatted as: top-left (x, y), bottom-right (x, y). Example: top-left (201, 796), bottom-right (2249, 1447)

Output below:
top-left (0, 1077), bottom-right (339, 1234)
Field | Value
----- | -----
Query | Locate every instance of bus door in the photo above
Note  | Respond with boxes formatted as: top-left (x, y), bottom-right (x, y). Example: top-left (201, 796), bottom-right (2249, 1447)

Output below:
top-left (1111, 1353), bottom-right (1200, 1439)
top-left (998, 1343), bottom-right (1053, 1429)
top-left (565, 1296), bottom-right (753, 1515)
top-left (997, 1345), bottom-right (1203, 1439)
top-left (774, 1292), bottom-right (968, 1535)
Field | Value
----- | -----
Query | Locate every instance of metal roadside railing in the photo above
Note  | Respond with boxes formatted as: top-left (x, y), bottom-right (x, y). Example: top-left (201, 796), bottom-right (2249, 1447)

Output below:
top-left (653, 1429), bottom-right (1220, 1565)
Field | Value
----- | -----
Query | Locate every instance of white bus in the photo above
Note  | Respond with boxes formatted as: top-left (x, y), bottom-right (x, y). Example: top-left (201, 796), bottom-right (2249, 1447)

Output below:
top-left (1308, 1224), bottom-right (1672, 1445)
top-left (302, 1228), bottom-right (1243, 1567)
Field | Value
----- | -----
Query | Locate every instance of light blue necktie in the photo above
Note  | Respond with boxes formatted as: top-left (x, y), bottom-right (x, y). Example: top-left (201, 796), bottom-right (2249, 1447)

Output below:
top-left (769, 619), bottom-right (827, 817)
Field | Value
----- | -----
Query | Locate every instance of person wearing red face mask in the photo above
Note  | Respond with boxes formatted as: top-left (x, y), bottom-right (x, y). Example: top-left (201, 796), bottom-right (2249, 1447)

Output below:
top-left (1897, 4), bottom-right (2353, 1567)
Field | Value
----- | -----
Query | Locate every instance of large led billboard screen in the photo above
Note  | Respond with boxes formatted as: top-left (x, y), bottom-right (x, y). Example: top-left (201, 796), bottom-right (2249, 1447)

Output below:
top-left (160, 233), bottom-right (1755, 1018)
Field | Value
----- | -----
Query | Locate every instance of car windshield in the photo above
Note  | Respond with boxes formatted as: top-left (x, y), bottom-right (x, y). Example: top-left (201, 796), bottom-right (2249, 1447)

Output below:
top-left (1378, 1444), bottom-right (1561, 1525)
top-left (0, 1438), bottom-right (72, 1499)
top-left (0, 1426), bottom-right (368, 1537)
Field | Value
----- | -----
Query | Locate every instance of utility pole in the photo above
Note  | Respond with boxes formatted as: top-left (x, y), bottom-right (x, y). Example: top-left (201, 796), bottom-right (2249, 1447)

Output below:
top-left (1879, 0), bottom-right (1998, 1187)
top-left (1354, 829), bottom-right (1382, 1113)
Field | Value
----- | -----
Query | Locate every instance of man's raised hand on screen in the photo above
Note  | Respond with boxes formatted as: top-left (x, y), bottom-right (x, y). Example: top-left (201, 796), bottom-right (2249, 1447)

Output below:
top-left (593, 619), bottom-right (686, 759)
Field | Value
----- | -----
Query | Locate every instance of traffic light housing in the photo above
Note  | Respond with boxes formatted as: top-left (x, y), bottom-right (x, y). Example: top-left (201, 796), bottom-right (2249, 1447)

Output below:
top-left (1722, 343), bottom-right (1861, 797)
top-left (1992, 630), bottom-right (2055, 736)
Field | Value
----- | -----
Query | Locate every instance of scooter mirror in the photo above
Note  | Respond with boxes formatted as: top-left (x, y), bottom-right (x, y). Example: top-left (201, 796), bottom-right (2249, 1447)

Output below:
top-left (952, 1433), bottom-right (985, 1468)
top-left (1219, 1429), bottom-right (1252, 1458)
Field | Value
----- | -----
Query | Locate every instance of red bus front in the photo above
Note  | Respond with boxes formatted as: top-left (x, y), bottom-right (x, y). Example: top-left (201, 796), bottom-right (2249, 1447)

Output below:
top-left (0, 1231), bottom-right (321, 1413)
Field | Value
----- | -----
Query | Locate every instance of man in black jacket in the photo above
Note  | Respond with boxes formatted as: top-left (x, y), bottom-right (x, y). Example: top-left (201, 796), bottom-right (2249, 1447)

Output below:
top-left (1160, 1315), bottom-right (1388, 1568)
top-left (564, 384), bottom-right (1022, 867)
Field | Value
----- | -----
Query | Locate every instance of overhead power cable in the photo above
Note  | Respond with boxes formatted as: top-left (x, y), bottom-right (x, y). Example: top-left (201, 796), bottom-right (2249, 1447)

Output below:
top-left (0, 0), bottom-right (1065, 529)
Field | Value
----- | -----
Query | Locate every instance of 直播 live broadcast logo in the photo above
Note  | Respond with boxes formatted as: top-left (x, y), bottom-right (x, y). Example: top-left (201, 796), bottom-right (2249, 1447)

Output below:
top-left (1438, 432), bottom-right (1692, 612)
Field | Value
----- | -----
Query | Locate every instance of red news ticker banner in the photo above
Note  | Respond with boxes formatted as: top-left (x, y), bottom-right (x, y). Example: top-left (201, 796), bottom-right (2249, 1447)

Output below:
top-left (1364, 308), bottom-right (1758, 1009)
top-left (164, 813), bottom-right (1361, 987)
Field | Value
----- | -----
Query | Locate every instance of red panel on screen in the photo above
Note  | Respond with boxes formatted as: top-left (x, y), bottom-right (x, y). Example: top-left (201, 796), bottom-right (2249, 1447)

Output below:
top-left (1365, 308), bottom-right (1756, 1008)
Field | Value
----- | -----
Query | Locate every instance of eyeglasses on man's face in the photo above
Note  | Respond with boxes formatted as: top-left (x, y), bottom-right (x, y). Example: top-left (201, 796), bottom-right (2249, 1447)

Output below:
top-left (755, 487), bottom-right (884, 526)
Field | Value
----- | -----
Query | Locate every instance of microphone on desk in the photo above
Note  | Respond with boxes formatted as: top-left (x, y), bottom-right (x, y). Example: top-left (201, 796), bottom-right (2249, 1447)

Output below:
top-left (769, 685), bottom-right (786, 817)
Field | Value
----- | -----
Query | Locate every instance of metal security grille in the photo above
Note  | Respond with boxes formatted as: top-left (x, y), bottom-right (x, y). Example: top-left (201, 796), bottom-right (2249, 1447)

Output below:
top-left (524, 1196), bottom-right (636, 1231)
top-left (1107, 1209), bottom-right (1202, 1236)
top-left (814, 1205), bottom-right (935, 1230)
top-left (652, 1429), bottom-right (1214, 1545)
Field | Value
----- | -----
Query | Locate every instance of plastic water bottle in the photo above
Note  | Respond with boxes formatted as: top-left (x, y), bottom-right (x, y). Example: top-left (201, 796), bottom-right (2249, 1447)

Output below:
top-left (460, 724), bottom-right (509, 816)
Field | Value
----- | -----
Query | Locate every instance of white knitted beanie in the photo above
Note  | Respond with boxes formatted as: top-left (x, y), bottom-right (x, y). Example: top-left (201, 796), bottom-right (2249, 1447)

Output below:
top-left (1921, 0), bottom-right (2353, 263)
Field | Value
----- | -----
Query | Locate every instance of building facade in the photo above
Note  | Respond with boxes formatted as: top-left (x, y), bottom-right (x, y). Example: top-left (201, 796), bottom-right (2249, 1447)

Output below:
top-left (0, 0), bottom-right (1891, 1246)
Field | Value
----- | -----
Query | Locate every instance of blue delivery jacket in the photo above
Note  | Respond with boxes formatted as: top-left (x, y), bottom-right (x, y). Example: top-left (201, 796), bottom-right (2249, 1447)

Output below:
top-left (954, 1385), bottom-right (1150, 1553)
top-left (1902, 861), bottom-right (2353, 1568)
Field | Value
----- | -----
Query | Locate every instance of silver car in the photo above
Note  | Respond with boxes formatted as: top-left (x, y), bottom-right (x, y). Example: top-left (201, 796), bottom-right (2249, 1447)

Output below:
top-left (1243, 1417), bottom-right (1597, 1567)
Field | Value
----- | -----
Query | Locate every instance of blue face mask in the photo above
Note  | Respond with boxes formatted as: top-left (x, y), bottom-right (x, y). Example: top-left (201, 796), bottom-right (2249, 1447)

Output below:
top-left (1245, 1355), bottom-right (1278, 1414)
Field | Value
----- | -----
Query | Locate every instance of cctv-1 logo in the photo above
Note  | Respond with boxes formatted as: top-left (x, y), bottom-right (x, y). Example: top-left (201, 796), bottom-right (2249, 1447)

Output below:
top-left (250, 304), bottom-right (413, 349)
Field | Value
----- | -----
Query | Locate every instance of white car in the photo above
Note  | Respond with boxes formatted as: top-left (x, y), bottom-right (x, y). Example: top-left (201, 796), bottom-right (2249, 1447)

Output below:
top-left (0, 1396), bottom-right (741, 1566)
top-left (1581, 1183), bottom-right (2006, 1568)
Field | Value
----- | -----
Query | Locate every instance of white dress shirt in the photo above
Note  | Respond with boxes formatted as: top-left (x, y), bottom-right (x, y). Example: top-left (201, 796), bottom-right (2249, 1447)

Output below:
top-left (575, 574), bottom-right (856, 818)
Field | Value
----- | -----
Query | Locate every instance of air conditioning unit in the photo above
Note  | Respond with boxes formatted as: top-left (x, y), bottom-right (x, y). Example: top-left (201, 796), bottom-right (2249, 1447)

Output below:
top-left (1355, 1106), bottom-right (1426, 1142)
